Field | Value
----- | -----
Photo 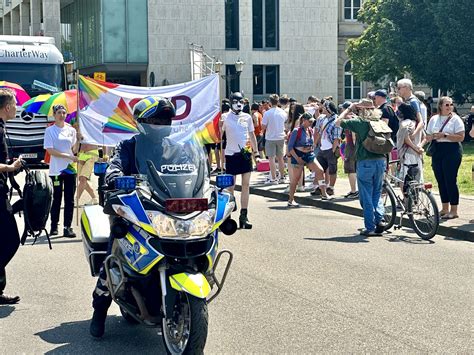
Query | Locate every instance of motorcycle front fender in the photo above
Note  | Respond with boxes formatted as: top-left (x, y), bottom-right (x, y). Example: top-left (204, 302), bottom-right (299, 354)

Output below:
top-left (169, 272), bottom-right (211, 299)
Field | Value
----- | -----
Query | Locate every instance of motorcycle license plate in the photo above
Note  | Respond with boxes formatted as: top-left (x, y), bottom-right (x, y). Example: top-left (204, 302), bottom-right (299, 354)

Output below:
top-left (165, 198), bottom-right (208, 213)
top-left (21, 153), bottom-right (37, 159)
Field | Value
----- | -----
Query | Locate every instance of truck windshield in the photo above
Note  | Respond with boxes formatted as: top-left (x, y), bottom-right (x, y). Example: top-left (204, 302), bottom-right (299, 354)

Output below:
top-left (0, 63), bottom-right (65, 96)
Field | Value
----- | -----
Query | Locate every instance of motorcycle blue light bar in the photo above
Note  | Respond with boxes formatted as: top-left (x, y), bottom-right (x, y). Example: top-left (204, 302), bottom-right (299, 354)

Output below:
top-left (216, 174), bottom-right (234, 189)
top-left (94, 162), bottom-right (108, 176)
top-left (165, 198), bottom-right (208, 213)
top-left (115, 176), bottom-right (137, 190)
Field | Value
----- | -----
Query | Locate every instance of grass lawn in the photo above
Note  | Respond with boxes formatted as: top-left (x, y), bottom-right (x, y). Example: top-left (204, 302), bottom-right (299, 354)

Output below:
top-left (337, 142), bottom-right (474, 196)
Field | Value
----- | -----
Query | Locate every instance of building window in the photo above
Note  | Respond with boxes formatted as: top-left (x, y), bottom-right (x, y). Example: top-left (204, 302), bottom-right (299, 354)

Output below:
top-left (344, 61), bottom-right (361, 101)
top-left (225, 65), bottom-right (240, 98)
top-left (252, 0), bottom-right (279, 50)
top-left (253, 65), bottom-right (280, 96)
top-left (225, 0), bottom-right (239, 50)
top-left (344, 0), bottom-right (361, 21)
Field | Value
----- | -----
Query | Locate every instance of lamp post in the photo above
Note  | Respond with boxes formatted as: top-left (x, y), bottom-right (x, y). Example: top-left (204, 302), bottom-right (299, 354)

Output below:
top-left (214, 58), bottom-right (245, 99)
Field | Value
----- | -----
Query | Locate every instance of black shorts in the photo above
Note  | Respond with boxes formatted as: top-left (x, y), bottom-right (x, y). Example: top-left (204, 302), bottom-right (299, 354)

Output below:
top-left (257, 135), bottom-right (265, 152)
top-left (317, 148), bottom-right (338, 175)
top-left (225, 152), bottom-right (253, 175)
top-left (204, 143), bottom-right (217, 154)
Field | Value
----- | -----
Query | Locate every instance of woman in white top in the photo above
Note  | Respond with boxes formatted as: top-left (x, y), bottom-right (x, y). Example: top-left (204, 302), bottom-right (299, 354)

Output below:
top-left (43, 104), bottom-right (79, 237)
top-left (425, 96), bottom-right (465, 219)
top-left (221, 92), bottom-right (260, 229)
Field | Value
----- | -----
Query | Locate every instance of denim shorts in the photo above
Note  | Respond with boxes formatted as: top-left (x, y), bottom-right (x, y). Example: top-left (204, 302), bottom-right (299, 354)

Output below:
top-left (291, 149), bottom-right (315, 166)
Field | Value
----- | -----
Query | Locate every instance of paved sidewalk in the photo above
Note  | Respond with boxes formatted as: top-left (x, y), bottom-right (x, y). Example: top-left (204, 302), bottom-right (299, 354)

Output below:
top-left (220, 170), bottom-right (474, 242)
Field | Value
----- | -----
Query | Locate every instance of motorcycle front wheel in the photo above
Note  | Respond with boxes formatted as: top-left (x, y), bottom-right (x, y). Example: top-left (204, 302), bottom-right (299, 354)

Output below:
top-left (162, 292), bottom-right (208, 355)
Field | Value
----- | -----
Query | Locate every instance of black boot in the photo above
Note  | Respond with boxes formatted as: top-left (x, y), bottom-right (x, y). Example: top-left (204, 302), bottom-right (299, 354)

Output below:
top-left (239, 209), bottom-right (252, 229)
top-left (90, 309), bottom-right (107, 338)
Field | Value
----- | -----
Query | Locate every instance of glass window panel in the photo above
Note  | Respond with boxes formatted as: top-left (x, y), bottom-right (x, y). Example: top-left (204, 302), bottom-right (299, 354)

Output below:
top-left (345, 88), bottom-right (352, 100)
top-left (265, 65), bottom-right (278, 94)
top-left (353, 87), bottom-right (361, 100)
top-left (265, 0), bottom-right (277, 48)
top-left (344, 61), bottom-right (352, 72)
top-left (253, 0), bottom-right (263, 49)
top-left (102, 0), bottom-right (127, 62)
top-left (127, 0), bottom-right (148, 62)
top-left (225, 0), bottom-right (239, 49)
top-left (354, 0), bottom-right (361, 7)
top-left (344, 8), bottom-right (352, 20)
top-left (345, 0), bottom-right (351, 7)
top-left (353, 79), bottom-right (361, 86)
top-left (253, 65), bottom-right (263, 95)
top-left (345, 75), bottom-right (352, 87)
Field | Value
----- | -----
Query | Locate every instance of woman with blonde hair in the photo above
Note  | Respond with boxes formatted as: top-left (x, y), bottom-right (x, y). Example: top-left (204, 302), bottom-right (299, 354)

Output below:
top-left (425, 96), bottom-right (465, 219)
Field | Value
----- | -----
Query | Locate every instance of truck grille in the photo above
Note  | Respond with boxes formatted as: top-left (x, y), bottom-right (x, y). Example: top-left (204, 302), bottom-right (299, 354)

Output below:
top-left (5, 109), bottom-right (53, 144)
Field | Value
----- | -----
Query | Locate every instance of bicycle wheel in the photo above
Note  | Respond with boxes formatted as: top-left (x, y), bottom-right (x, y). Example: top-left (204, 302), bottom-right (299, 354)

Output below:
top-left (408, 188), bottom-right (439, 240)
top-left (381, 182), bottom-right (397, 231)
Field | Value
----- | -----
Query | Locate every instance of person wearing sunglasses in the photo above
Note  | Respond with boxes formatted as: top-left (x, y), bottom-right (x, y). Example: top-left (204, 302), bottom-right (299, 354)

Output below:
top-left (425, 96), bottom-right (465, 219)
top-left (43, 104), bottom-right (79, 237)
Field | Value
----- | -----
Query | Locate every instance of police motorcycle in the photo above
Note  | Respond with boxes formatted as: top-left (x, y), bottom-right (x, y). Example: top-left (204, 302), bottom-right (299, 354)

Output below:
top-left (81, 124), bottom-right (237, 354)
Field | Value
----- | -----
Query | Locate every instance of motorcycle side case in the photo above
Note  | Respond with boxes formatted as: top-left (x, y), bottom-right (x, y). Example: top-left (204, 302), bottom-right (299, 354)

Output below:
top-left (81, 205), bottom-right (110, 277)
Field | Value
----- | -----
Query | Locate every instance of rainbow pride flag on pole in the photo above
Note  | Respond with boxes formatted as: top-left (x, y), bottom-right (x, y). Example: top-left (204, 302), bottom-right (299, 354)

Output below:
top-left (78, 75), bottom-right (220, 147)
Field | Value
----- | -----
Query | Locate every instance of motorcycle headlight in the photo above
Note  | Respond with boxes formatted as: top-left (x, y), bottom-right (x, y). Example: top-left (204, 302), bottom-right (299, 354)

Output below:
top-left (146, 210), bottom-right (215, 239)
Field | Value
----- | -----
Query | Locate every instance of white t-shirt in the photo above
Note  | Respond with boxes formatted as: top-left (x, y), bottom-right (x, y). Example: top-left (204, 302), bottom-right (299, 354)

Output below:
top-left (420, 102), bottom-right (428, 127)
top-left (319, 115), bottom-right (335, 151)
top-left (44, 123), bottom-right (77, 176)
top-left (262, 107), bottom-right (287, 141)
top-left (222, 112), bottom-right (255, 155)
top-left (426, 114), bottom-right (464, 143)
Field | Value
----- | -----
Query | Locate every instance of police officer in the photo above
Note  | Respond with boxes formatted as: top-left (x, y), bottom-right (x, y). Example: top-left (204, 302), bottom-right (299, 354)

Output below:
top-left (90, 96), bottom-right (176, 337)
top-left (0, 89), bottom-right (22, 304)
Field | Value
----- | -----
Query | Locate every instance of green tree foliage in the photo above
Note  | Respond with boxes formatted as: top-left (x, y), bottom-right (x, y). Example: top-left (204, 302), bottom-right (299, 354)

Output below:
top-left (347, 0), bottom-right (474, 102)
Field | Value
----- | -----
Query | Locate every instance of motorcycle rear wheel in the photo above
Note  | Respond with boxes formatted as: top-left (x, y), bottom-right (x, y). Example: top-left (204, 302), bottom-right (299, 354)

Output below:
top-left (162, 293), bottom-right (208, 355)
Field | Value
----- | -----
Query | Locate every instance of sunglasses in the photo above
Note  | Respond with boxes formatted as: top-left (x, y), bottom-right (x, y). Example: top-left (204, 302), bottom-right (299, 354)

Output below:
top-left (443, 103), bottom-right (454, 107)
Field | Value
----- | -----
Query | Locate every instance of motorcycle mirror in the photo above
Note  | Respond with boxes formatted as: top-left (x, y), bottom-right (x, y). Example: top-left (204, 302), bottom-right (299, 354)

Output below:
top-left (219, 218), bottom-right (237, 236)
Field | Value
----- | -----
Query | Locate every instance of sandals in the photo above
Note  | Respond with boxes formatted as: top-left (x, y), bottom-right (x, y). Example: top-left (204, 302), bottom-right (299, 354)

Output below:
top-left (441, 213), bottom-right (459, 220)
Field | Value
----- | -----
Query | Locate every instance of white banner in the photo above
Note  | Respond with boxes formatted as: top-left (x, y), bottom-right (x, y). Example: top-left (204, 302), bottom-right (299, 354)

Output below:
top-left (79, 74), bottom-right (220, 146)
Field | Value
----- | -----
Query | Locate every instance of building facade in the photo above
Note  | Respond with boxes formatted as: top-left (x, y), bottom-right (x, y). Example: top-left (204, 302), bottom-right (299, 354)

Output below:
top-left (1, 0), bottom-right (367, 104)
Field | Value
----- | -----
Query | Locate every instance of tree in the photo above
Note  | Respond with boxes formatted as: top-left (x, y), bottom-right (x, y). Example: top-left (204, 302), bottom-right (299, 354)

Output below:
top-left (347, 0), bottom-right (474, 102)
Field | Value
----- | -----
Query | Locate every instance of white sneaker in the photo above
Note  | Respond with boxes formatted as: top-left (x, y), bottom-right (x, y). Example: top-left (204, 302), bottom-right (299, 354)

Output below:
top-left (278, 177), bottom-right (286, 184)
top-left (296, 186), bottom-right (305, 192)
top-left (265, 178), bottom-right (278, 185)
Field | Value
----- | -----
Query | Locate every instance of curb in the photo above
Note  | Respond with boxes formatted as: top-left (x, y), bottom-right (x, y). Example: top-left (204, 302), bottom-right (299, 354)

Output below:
top-left (227, 183), bottom-right (474, 243)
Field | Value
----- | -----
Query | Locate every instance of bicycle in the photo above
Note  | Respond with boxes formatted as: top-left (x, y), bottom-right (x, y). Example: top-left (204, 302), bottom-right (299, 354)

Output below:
top-left (381, 160), bottom-right (439, 240)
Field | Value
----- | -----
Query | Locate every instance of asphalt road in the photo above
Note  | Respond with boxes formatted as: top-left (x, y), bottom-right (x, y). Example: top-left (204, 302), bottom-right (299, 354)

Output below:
top-left (1, 192), bottom-right (472, 354)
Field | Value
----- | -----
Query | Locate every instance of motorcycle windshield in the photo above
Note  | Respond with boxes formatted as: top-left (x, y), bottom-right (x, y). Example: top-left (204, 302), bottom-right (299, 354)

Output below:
top-left (135, 124), bottom-right (210, 202)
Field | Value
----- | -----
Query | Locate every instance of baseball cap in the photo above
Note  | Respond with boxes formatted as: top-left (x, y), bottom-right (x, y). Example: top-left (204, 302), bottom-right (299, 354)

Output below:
top-left (374, 89), bottom-right (388, 98)
top-left (301, 112), bottom-right (315, 122)
top-left (339, 101), bottom-right (352, 110)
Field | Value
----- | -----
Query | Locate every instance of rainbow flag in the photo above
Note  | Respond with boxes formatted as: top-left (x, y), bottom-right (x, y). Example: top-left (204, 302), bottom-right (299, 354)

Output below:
top-left (78, 74), bottom-right (220, 147)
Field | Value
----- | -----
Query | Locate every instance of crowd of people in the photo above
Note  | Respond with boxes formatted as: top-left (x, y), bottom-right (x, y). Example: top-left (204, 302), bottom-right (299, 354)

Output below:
top-left (214, 78), bottom-right (472, 235)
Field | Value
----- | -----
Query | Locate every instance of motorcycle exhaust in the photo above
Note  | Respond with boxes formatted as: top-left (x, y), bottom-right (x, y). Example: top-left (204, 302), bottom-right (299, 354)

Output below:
top-left (219, 218), bottom-right (237, 235)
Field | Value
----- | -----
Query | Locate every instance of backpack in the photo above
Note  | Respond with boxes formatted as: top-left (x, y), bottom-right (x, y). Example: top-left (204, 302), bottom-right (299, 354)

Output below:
top-left (362, 120), bottom-right (394, 155)
top-left (296, 126), bottom-right (313, 141)
top-left (18, 169), bottom-right (54, 248)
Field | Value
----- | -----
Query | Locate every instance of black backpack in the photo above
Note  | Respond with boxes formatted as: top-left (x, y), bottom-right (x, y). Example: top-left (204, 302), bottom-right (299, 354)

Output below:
top-left (18, 169), bottom-right (54, 248)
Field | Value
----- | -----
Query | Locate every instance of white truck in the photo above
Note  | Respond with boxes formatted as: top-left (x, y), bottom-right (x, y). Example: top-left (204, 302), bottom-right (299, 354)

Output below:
top-left (0, 35), bottom-right (70, 164)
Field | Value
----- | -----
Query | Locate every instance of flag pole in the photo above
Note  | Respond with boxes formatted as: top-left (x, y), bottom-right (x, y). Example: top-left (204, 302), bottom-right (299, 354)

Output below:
top-left (75, 69), bottom-right (80, 226)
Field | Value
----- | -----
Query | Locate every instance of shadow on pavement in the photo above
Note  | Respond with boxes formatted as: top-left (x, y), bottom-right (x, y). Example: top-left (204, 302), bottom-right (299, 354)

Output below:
top-left (305, 234), bottom-right (369, 243)
top-left (0, 305), bottom-right (15, 319)
top-left (35, 316), bottom-right (165, 354)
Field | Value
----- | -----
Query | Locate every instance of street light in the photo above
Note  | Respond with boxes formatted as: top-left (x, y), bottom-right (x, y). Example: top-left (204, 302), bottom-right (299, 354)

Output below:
top-left (215, 58), bottom-right (245, 98)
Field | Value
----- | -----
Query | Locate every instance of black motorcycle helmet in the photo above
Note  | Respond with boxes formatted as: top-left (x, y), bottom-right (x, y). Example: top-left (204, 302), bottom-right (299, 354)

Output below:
top-left (133, 96), bottom-right (176, 126)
